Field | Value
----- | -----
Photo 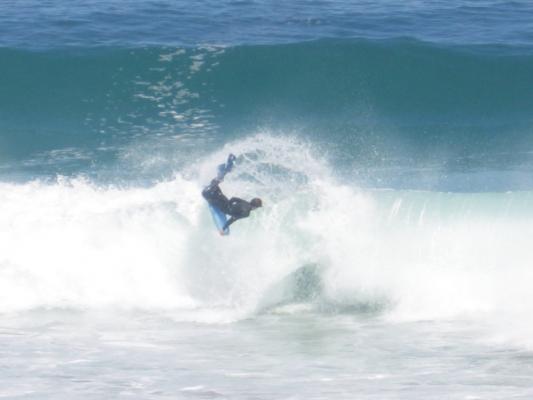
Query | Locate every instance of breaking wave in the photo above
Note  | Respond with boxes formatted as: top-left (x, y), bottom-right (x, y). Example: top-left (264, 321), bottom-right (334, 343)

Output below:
top-left (1, 133), bottom-right (533, 349)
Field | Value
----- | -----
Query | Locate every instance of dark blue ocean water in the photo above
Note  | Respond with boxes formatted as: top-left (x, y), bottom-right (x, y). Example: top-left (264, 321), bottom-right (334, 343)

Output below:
top-left (3, 0), bottom-right (533, 49)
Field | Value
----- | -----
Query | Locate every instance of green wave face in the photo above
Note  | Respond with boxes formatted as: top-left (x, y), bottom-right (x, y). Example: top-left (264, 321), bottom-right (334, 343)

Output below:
top-left (1, 40), bottom-right (533, 189)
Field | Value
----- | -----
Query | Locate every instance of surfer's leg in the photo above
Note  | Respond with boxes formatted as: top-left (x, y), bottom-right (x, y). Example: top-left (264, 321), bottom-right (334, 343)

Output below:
top-left (202, 181), bottom-right (230, 212)
top-left (202, 179), bottom-right (220, 200)
top-left (216, 154), bottom-right (237, 181)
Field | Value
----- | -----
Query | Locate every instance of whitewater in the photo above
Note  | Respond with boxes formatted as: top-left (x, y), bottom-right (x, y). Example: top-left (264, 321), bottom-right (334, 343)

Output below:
top-left (3, 135), bottom-right (533, 323)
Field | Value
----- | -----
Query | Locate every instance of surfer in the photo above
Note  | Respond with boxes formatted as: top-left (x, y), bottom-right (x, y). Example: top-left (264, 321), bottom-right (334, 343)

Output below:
top-left (202, 154), bottom-right (262, 234)
top-left (202, 179), bottom-right (262, 233)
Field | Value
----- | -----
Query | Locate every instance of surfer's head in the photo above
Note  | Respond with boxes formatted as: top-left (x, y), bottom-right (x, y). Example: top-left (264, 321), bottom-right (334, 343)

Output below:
top-left (250, 198), bottom-right (262, 209)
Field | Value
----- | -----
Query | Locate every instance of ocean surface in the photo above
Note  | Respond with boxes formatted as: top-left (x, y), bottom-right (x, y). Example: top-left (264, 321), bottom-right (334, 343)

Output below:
top-left (2, 1), bottom-right (533, 398)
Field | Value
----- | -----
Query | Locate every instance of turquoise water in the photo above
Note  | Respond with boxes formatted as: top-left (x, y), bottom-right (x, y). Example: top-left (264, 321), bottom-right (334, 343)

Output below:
top-left (2, 41), bottom-right (533, 189)
top-left (2, 1), bottom-right (533, 398)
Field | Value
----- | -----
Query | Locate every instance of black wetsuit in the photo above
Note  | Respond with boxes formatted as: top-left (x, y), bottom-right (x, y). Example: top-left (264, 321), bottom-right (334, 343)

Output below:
top-left (202, 180), bottom-right (253, 230)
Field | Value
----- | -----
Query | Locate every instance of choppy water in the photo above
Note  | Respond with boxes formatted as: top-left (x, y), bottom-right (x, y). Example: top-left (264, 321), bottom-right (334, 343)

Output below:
top-left (4, 311), bottom-right (533, 399)
top-left (3, 0), bottom-right (533, 48)
top-left (2, 1), bottom-right (533, 398)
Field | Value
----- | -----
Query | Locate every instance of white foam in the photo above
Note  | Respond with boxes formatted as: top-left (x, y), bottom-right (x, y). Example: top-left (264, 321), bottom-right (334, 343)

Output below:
top-left (2, 133), bottom-right (533, 347)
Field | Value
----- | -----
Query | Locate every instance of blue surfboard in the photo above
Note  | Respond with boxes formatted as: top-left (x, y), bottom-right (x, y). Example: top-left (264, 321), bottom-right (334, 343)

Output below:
top-left (208, 204), bottom-right (230, 235)
top-left (217, 153), bottom-right (236, 181)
